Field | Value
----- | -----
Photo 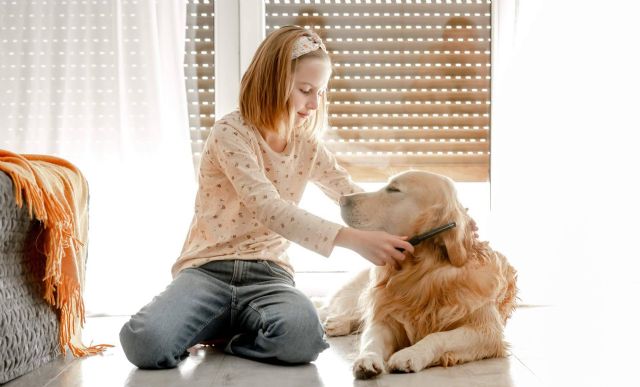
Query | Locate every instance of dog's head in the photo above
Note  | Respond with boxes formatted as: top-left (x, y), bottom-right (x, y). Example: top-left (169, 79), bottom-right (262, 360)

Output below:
top-left (340, 171), bottom-right (474, 267)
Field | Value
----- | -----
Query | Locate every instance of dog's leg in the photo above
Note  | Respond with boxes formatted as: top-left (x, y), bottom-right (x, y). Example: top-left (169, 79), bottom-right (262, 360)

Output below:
top-left (324, 313), bottom-right (361, 337)
top-left (387, 326), bottom-right (502, 373)
top-left (352, 322), bottom-right (396, 379)
top-left (320, 269), bottom-right (369, 336)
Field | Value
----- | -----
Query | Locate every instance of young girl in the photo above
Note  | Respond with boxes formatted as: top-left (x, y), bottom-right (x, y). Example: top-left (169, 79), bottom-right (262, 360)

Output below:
top-left (120, 26), bottom-right (414, 369)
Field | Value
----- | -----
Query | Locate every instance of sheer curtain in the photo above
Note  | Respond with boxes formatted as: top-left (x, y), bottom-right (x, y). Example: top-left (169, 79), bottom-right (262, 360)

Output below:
top-left (0, 0), bottom-right (196, 315)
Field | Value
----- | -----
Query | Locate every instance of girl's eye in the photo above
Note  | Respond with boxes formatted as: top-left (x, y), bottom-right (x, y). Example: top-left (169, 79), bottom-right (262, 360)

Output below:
top-left (300, 89), bottom-right (311, 95)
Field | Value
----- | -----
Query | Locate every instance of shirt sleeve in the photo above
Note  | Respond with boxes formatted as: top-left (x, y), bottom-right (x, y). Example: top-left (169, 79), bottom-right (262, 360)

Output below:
top-left (206, 123), bottom-right (343, 257)
top-left (310, 139), bottom-right (365, 202)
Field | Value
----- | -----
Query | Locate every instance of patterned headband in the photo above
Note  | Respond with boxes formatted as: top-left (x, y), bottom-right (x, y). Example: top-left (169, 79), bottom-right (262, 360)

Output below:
top-left (291, 32), bottom-right (327, 60)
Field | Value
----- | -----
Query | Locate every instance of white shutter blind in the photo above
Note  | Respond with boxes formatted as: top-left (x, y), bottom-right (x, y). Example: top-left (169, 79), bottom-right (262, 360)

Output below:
top-left (265, 0), bottom-right (491, 182)
top-left (185, 0), bottom-right (215, 168)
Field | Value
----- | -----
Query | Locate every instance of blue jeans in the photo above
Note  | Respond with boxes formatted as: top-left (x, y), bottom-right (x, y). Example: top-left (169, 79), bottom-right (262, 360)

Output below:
top-left (119, 260), bottom-right (329, 369)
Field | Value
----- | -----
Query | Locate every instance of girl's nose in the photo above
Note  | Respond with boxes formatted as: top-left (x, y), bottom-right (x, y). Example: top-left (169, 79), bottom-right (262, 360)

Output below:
top-left (307, 95), bottom-right (319, 110)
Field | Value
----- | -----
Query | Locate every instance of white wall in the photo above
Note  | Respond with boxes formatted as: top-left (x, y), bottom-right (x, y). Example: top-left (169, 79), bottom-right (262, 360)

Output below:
top-left (491, 0), bottom-right (640, 306)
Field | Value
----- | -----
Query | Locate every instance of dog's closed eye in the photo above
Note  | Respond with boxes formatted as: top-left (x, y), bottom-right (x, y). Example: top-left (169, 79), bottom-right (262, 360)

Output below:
top-left (386, 186), bottom-right (401, 193)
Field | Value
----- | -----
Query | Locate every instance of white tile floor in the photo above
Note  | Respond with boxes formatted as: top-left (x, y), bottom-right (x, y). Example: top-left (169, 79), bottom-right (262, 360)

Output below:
top-left (4, 304), bottom-right (640, 387)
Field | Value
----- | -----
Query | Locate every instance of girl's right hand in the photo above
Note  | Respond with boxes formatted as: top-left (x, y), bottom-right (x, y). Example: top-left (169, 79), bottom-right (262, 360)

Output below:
top-left (334, 227), bottom-right (414, 269)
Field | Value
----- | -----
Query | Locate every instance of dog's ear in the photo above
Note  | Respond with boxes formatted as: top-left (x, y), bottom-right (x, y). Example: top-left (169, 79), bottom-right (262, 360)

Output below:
top-left (441, 225), bottom-right (468, 267)
top-left (441, 206), bottom-right (473, 267)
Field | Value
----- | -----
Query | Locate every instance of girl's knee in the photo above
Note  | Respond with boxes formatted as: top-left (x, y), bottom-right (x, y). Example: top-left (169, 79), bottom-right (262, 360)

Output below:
top-left (269, 307), bottom-right (329, 363)
top-left (119, 320), bottom-right (186, 369)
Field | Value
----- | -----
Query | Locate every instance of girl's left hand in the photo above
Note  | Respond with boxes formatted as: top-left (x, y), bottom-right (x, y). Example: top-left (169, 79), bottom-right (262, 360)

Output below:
top-left (465, 208), bottom-right (480, 239)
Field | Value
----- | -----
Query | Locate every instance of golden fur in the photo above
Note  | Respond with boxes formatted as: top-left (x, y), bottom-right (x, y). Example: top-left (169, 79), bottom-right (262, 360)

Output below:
top-left (320, 171), bottom-right (518, 379)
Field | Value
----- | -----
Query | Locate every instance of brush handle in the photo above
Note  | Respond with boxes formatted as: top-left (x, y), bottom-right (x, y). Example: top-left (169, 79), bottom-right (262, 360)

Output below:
top-left (396, 222), bottom-right (457, 252)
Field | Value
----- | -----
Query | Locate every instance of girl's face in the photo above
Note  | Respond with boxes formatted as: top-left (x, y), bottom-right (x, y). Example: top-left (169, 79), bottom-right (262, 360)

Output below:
top-left (290, 57), bottom-right (331, 126)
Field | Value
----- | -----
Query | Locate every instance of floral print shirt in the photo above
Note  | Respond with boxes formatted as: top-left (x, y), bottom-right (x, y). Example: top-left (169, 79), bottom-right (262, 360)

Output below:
top-left (172, 111), bottom-right (363, 277)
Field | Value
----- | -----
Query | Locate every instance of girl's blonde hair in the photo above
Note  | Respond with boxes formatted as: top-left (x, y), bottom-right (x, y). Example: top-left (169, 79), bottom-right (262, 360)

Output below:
top-left (239, 26), bottom-right (330, 140)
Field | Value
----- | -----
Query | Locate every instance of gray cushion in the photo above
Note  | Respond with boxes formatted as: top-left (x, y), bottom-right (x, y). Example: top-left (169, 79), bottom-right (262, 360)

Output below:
top-left (0, 171), bottom-right (61, 384)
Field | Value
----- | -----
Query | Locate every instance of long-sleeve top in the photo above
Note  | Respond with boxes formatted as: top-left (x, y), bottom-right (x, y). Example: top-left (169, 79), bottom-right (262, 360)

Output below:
top-left (171, 110), bottom-right (363, 277)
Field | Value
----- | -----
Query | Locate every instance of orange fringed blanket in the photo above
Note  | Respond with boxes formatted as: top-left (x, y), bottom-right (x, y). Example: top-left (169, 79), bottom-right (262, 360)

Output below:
top-left (0, 149), bottom-right (112, 357)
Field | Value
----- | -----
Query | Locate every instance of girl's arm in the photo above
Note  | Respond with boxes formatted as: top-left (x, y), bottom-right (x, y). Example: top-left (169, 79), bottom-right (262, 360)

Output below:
top-left (309, 140), bottom-right (364, 200)
top-left (207, 122), bottom-right (343, 257)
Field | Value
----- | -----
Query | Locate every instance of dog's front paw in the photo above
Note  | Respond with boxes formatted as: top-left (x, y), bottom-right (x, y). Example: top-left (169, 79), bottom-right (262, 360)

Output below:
top-left (323, 316), bottom-right (351, 337)
top-left (387, 348), bottom-right (429, 373)
top-left (352, 352), bottom-right (385, 379)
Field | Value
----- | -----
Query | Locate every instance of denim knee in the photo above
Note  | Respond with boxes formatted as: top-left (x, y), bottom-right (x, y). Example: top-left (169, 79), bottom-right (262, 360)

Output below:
top-left (264, 306), bottom-right (329, 364)
top-left (119, 320), bottom-right (187, 369)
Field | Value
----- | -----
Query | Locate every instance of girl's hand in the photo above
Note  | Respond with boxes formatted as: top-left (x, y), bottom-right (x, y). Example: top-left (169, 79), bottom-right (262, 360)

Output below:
top-left (334, 227), bottom-right (415, 269)
top-left (470, 218), bottom-right (479, 239)
top-left (465, 208), bottom-right (480, 239)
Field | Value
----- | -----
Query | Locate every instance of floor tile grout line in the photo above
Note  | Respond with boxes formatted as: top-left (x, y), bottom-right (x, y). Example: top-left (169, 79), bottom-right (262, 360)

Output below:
top-left (41, 357), bottom-right (78, 387)
top-left (512, 353), bottom-right (543, 382)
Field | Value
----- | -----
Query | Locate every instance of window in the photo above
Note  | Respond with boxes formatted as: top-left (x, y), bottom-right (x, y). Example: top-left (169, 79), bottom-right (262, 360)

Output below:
top-left (187, 1), bottom-right (491, 182)
top-left (184, 0), bottom-right (215, 168)
top-left (266, 0), bottom-right (492, 182)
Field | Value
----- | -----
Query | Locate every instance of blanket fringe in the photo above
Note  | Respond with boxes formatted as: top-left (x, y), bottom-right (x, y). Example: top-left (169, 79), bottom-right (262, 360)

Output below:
top-left (1, 151), bottom-right (113, 357)
top-left (56, 280), bottom-right (115, 356)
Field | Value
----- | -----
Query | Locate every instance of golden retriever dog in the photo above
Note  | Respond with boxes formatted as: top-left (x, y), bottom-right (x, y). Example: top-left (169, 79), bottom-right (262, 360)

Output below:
top-left (319, 171), bottom-right (518, 379)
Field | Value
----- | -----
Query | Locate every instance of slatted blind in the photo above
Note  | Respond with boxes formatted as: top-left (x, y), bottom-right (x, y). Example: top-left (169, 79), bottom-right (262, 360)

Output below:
top-left (266, 0), bottom-right (491, 182)
top-left (185, 0), bottom-right (215, 168)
